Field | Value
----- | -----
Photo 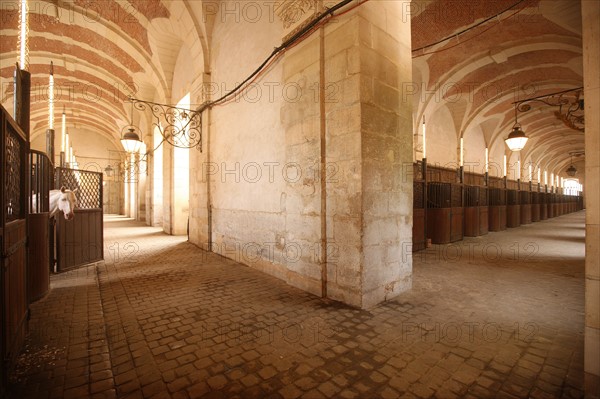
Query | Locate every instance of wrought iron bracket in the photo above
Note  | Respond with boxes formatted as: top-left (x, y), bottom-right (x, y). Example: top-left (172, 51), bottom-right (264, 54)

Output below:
top-left (514, 87), bottom-right (584, 132)
top-left (129, 97), bottom-right (205, 152)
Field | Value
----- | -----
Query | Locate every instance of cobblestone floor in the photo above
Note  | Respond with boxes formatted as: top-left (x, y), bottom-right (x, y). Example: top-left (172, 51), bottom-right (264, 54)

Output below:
top-left (8, 212), bottom-right (585, 398)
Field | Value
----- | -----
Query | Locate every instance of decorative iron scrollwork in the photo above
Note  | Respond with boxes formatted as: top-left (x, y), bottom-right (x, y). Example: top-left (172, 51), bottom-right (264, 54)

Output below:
top-left (516, 87), bottom-right (584, 132)
top-left (130, 97), bottom-right (204, 151)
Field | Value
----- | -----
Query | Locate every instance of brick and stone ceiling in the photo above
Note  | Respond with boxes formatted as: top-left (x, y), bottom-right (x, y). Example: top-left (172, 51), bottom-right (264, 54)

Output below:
top-left (0, 0), bottom-right (210, 146)
top-left (0, 0), bottom-right (586, 176)
top-left (411, 0), bottom-right (584, 176)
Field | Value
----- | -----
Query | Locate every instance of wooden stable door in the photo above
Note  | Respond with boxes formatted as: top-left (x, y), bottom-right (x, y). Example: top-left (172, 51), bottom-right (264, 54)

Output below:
top-left (1, 106), bottom-right (29, 391)
top-left (55, 168), bottom-right (104, 272)
top-left (56, 209), bottom-right (103, 271)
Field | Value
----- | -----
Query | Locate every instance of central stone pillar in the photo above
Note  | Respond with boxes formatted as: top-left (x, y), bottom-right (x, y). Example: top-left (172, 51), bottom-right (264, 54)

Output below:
top-left (354, 2), bottom-right (413, 308)
top-left (281, 0), bottom-right (413, 308)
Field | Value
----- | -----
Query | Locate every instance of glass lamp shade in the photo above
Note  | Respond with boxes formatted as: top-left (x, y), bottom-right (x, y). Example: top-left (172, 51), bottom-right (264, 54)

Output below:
top-left (505, 126), bottom-right (528, 152)
top-left (566, 164), bottom-right (577, 177)
top-left (121, 128), bottom-right (142, 153)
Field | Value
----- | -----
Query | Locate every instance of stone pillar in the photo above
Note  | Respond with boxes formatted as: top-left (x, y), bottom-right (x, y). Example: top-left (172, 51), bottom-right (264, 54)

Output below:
top-left (583, 0), bottom-right (600, 397)
top-left (280, 1), bottom-right (413, 307)
top-left (162, 140), bottom-right (173, 234)
top-left (189, 102), bottom-right (211, 251)
top-left (324, 1), bottom-right (413, 308)
top-left (355, 1), bottom-right (413, 308)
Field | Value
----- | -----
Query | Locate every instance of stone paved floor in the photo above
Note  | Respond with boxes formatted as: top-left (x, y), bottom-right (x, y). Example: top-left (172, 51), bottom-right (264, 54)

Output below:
top-left (8, 212), bottom-right (586, 398)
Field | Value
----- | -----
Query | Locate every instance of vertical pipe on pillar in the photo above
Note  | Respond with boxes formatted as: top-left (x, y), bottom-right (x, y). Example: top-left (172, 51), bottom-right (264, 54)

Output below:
top-left (14, 66), bottom-right (31, 138)
top-left (18, 0), bottom-right (28, 70)
top-left (459, 137), bottom-right (464, 167)
top-left (422, 115), bottom-right (427, 159)
top-left (61, 108), bottom-right (66, 167)
top-left (485, 147), bottom-right (489, 173)
top-left (205, 108), bottom-right (213, 251)
top-left (422, 158), bottom-right (427, 247)
top-left (319, 15), bottom-right (328, 298)
top-left (484, 147), bottom-right (489, 186)
top-left (48, 62), bottom-right (54, 129)
top-left (46, 62), bottom-right (55, 163)
top-left (46, 129), bottom-right (55, 165)
top-left (422, 116), bottom-right (427, 247)
top-left (65, 133), bottom-right (70, 167)
top-left (459, 137), bottom-right (464, 189)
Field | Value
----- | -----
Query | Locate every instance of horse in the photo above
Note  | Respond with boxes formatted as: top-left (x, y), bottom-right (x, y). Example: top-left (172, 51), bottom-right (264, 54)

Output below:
top-left (49, 187), bottom-right (78, 220)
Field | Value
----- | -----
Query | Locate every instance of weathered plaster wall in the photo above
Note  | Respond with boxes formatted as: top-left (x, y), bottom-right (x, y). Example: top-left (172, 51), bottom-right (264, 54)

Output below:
top-left (186, 0), bottom-right (414, 308)
top-left (206, 1), bottom-right (290, 286)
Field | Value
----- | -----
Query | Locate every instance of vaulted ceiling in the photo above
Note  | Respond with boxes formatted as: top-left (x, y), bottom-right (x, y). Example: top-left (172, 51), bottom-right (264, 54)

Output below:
top-left (0, 0), bottom-right (212, 148)
top-left (411, 0), bottom-right (585, 178)
top-left (0, 0), bottom-right (586, 180)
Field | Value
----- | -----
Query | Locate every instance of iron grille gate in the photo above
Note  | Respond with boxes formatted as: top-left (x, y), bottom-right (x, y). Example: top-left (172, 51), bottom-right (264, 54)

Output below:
top-left (489, 188), bottom-right (506, 206)
top-left (54, 167), bottom-right (104, 271)
top-left (465, 186), bottom-right (479, 207)
top-left (507, 190), bottom-right (519, 206)
top-left (28, 151), bottom-right (53, 302)
top-left (29, 151), bottom-right (53, 213)
top-left (1, 106), bottom-right (29, 393)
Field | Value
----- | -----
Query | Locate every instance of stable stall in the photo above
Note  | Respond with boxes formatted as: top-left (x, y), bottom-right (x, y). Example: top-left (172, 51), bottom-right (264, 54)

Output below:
top-left (531, 191), bottom-right (541, 222)
top-left (519, 190), bottom-right (532, 225)
top-left (506, 189), bottom-right (521, 228)
top-left (427, 182), bottom-right (463, 244)
top-left (488, 187), bottom-right (507, 231)
top-left (464, 185), bottom-right (488, 237)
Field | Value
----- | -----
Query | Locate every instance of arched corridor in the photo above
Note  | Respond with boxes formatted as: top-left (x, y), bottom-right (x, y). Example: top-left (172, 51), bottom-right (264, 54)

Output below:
top-left (10, 212), bottom-right (585, 398)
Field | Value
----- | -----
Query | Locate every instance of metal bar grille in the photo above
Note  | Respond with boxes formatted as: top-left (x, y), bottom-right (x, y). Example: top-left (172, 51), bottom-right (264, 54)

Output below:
top-left (55, 167), bottom-right (103, 209)
top-left (489, 188), bottom-right (506, 206)
top-left (29, 151), bottom-right (53, 213)
top-left (479, 187), bottom-right (488, 206)
top-left (427, 182), bottom-right (451, 208)
top-left (5, 127), bottom-right (23, 222)
top-left (464, 186), bottom-right (477, 207)
top-left (451, 184), bottom-right (462, 207)
top-left (413, 161), bottom-right (423, 181)
top-left (507, 190), bottom-right (519, 206)
top-left (413, 181), bottom-right (424, 209)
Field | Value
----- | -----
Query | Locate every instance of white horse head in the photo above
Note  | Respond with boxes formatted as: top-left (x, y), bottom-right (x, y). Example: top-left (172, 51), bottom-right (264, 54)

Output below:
top-left (50, 187), bottom-right (78, 220)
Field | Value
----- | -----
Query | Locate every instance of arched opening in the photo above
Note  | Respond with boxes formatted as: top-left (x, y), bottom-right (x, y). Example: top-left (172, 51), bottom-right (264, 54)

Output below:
top-left (172, 93), bottom-right (190, 236)
top-left (153, 126), bottom-right (164, 227)
top-left (564, 178), bottom-right (583, 196)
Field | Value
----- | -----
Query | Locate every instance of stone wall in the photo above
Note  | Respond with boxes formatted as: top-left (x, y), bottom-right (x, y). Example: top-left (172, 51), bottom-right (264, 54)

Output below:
top-left (187, 0), bottom-right (414, 309)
